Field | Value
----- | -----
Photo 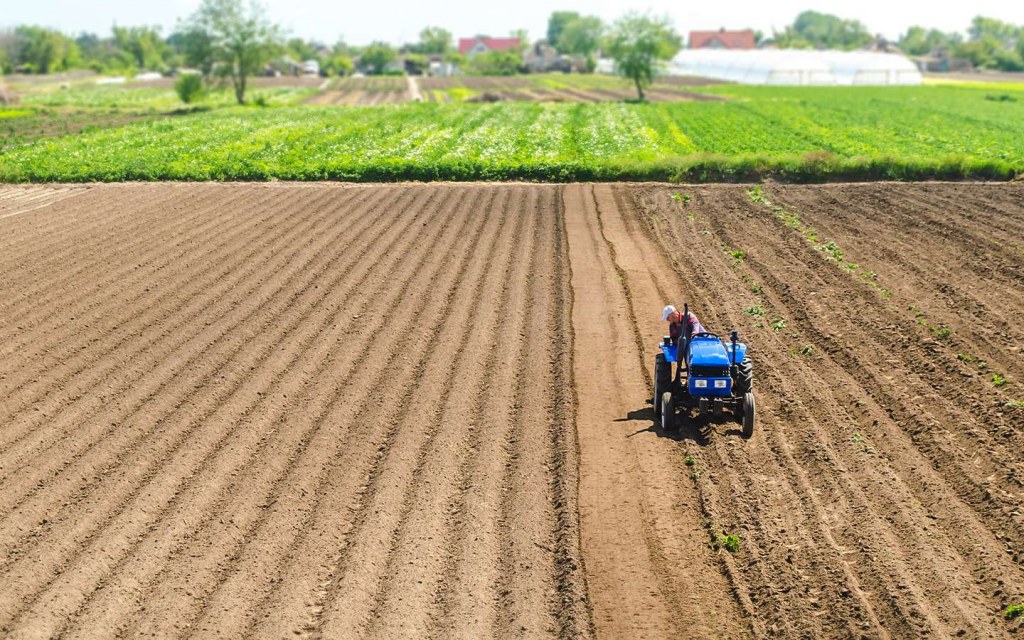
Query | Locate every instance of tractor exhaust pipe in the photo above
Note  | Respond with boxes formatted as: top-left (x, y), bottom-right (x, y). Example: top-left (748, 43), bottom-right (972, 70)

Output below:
top-left (730, 330), bottom-right (738, 367)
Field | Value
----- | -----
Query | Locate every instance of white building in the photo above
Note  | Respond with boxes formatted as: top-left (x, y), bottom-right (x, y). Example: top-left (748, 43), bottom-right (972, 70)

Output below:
top-left (667, 49), bottom-right (922, 86)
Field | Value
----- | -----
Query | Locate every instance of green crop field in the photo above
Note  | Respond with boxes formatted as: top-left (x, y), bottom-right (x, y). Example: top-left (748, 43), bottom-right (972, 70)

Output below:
top-left (16, 84), bottom-right (317, 111)
top-left (1, 83), bottom-right (1023, 182)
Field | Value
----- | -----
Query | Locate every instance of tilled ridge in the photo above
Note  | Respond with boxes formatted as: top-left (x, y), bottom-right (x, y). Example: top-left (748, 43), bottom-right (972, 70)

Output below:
top-left (0, 183), bottom-right (590, 640)
top-left (623, 182), bottom-right (1024, 639)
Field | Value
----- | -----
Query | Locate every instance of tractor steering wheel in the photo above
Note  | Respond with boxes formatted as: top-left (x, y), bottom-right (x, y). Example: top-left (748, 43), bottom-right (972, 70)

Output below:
top-left (689, 332), bottom-right (719, 340)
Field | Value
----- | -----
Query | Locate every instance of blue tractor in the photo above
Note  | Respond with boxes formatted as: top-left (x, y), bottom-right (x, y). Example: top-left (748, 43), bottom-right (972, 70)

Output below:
top-left (654, 305), bottom-right (755, 437)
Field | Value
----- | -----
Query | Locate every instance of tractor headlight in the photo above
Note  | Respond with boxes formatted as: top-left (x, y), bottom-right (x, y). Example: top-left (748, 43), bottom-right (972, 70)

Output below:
top-left (714, 379), bottom-right (727, 389)
top-left (694, 379), bottom-right (708, 388)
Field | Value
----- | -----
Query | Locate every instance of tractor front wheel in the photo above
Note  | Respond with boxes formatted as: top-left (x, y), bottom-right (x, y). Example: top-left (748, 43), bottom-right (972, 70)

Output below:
top-left (661, 391), bottom-right (676, 432)
top-left (742, 392), bottom-right (755, 438)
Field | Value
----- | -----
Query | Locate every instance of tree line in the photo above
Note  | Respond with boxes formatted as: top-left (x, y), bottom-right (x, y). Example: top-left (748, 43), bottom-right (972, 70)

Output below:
top-left (0, 2), bottom-right (682, 103)
top-left (4, 3), bottom-right (1022, 105)
top-left (771, 11), bottom-right (1024, 72)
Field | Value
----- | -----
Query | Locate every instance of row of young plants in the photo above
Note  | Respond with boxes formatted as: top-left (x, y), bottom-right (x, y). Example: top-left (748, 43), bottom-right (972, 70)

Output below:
top-left (2, 85), bottom-right (1023, 182)
top-left (16, 84), bottom-right (318, 111)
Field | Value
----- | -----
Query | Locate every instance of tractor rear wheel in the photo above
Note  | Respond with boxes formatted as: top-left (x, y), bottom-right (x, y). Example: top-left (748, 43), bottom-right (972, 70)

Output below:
top-left (742, 392), bottom-right (755, 438)
top-left (654, 353), bottom-right (670, 417)
top-left (661, 391), bottom-right (676, 432)
top-left (733, 356), bottom-right (753, 394)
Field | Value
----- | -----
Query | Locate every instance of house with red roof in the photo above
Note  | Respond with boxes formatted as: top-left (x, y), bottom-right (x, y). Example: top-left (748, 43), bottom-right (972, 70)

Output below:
top-left (689, 28), bottom-right (757, 50)
top-left (458, 37), bottom-right (522, 57)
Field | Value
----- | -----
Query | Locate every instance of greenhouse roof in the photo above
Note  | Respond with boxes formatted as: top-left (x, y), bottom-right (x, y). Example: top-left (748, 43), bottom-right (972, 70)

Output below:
top-left (668, 49), bottom-right (923, 86)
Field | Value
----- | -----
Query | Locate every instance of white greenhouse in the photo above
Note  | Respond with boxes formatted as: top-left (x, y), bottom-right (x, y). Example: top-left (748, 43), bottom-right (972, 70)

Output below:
top-left (667, 49), bottom-right (922, 86)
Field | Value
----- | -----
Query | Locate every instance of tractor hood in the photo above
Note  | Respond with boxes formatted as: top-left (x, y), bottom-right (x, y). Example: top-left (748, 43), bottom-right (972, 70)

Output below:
top-left (687, 337), bottom-right (732, 367)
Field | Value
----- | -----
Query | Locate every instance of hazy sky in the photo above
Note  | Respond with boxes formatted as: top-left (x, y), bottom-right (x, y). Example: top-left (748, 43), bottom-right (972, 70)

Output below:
top-left (3, 0), bottom-right (1022, 45)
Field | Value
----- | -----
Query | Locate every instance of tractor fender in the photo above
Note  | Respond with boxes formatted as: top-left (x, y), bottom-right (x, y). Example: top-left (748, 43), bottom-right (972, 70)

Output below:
top-left (728, 342), bottom-right (747, 364)
top-left (660, 343), bottom-right (678, 363)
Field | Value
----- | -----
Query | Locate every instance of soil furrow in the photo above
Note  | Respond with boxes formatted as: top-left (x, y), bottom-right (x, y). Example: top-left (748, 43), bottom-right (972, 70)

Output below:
top-left (0, 187), bottom-right (412, 630)
top-left (0, 187), bottom-right (308, 433)
top-left (0, 187), bottom-right (340, 475)
top-left (232, 187), bottom-right (499, 640)
top-left (624, 184), bottom-right (1024, 638)
top-left (0, 186), bottom-right (218, 314)
top-left (60, 187), bottom-right (461, 638)
top-left (0, 187), bottom-right (367, 523)
top-left (366, 187), bottom-right (538, 637)
top-left (310, 187), bottom-right (510, 638)
top-left (430, 188), bottom-right (541, 639)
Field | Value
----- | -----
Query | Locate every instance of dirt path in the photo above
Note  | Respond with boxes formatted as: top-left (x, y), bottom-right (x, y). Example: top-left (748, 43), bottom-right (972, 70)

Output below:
top-left (563, 184), bottom-right (749, 638)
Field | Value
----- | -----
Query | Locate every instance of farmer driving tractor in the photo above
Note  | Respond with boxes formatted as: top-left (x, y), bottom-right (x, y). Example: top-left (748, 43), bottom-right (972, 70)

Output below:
top-left (662, 305), bottom-right (704, 347)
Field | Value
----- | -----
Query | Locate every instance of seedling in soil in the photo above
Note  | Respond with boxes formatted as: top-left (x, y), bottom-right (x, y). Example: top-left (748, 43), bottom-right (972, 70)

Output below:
top-left (1005, 602), bottom-right (1024, 620)
top-left (957, 353), bottom-right (976, 363)
top-left (788, 344), bottom-right (814, 356)
top-left (1006, 400), bottom-right (1024, 409)
top-left (747, 186), bottom-right (769, 205)
top-left (744, 306), bottom-right (765, 317)
top-left (671, 192), bottom-right (692, 206)
top-left (684, 454), bottom-right (696, 466)
top-left (993, 373), bottom-right (1008, 387)
top-left (750, 281), bottom-right (762, 294)
top-left (711, 532), bottom-right (741, 553)
top-left (730, 249), bottom-right (746, 261)
top-left (815, 240), bottom-right (844, 262)
top-left (852, 432), bottom-right (864, 444)
top-left (771, 318), bottom-right (787, 331)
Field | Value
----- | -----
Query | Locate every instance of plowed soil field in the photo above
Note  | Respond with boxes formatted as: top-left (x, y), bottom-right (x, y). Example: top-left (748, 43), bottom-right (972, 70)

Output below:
top-left (2, 181), bottom-right (1023, 639)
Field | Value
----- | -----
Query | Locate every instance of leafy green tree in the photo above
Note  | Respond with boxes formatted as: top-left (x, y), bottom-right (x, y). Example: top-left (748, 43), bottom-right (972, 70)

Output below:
top-left (168, 28), bottom-right (216, 75)
top-left (404, 53), bottom-right (429, 75)
top-left (899, 26), bottom-right (961, 56)
top-left (113, 26), bottom-right (173, 71)
top-left (443, 51), bottom-right (467, 69)
top-left (467, 49), bottom-right (522, 75)
top-left (774, 11), bottom-right (872, 50)
top-left (605, 13), bottom-right (681, 101)
top-left (953, 37), bottom-right (1000, 68)
top-left (286, 37), bottom-right (320, 61)
top-left (547, 12), bottom-right (580, 46)
top-left (322, 54), bottom-right (354, 76)
top-left (968, 16), bottom-right (1020, 42)
top-left (183, 0), bottom-right (283, 104)
top-left (360, 42), bottom-right (397, 75)
top-left (174, 72), bottom-right (206, 103)
top-left (556, 15), bottom-right (603, 56)
top-left (417, 27), bottom-right (452, 54)
top-left (509, 29), bottom-right (529, 52)
top-left (13, 26), bottom-right (81, 73)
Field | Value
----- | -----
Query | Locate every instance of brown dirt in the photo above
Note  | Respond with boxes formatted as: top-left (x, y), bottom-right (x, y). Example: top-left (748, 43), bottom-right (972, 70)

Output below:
top-left (1, 181), bottom-right (1023, 638)
top-left (0, 183), bottom-right (587, 639)
top-left (619, 181), bottom-right (1024, 638)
